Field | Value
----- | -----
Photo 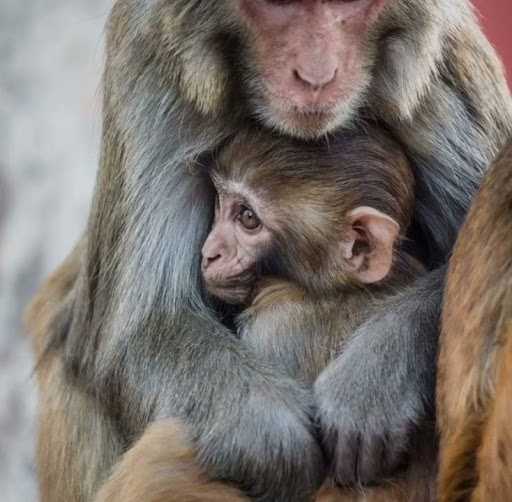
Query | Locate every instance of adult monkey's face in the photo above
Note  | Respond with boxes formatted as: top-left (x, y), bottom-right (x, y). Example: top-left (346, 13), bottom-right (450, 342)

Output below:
top-left (236, 0), bottom-right (388, 138)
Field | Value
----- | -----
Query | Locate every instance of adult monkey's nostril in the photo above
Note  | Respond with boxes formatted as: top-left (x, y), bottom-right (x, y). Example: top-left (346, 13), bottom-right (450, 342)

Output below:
top-left (294, 67), bottom-right (338, 90)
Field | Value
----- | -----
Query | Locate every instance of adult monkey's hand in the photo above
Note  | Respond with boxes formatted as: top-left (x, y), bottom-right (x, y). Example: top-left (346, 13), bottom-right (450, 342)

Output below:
top-left (30, 0), bottom-right (512, 501)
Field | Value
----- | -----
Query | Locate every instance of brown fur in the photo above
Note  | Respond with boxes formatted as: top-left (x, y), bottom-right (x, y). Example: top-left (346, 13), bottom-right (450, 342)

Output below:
top-left (213, 128), bottom-right (416, 296)
top-left (27, 243), bottom-right (124, 502)
top-left (95, 420), bottom-right (248, 502)
top-left (438, 141), bottom-right (512, 502)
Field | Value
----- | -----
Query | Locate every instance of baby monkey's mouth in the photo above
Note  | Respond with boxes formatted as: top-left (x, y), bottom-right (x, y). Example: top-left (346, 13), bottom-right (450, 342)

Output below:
top-left (204, 270), bottom-right (258, 306)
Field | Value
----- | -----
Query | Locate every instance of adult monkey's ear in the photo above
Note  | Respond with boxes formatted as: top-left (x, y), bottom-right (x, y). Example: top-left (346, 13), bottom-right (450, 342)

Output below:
top-left (339, 206), bottom-right (400, 284)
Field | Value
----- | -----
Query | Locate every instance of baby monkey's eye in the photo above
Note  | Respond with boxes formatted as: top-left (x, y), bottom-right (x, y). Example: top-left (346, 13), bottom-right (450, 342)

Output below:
top-left (238, 205), bottom-right (261, 231)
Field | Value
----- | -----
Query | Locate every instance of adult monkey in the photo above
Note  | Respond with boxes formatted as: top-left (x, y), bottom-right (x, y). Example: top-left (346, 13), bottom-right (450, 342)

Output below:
top-left (29, 0), bottom-right (512, 501)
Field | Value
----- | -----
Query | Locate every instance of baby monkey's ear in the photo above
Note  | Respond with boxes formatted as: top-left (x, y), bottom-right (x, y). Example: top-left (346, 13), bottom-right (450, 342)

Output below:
top-left (339, 206), bottom-right (400, 284)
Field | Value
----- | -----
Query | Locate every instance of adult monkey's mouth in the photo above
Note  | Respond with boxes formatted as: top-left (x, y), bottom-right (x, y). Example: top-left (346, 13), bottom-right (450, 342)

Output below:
top-left (254, 97), bottom-right (326, 136)
top-left (276, 106), bottom-right (340, 138)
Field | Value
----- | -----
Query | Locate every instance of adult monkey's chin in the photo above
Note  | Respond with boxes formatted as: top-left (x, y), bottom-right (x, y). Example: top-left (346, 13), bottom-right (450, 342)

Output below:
top-left (261, 101), bottom-right (360, 140)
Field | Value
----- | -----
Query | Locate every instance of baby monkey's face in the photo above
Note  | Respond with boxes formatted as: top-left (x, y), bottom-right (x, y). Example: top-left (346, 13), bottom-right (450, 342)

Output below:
top-left (201, 172), bottom-right (401, 305)
top-left (201, 184), bottom-right (273, 305)
top-left (202, 129), bottom-right (412, 304)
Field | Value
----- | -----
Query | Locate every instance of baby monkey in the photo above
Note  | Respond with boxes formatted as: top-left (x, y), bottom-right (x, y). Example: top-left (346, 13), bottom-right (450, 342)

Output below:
top-left (202, 127), bottom-right (423, 378)
top-left (201, 128), bottom-right (436, 502)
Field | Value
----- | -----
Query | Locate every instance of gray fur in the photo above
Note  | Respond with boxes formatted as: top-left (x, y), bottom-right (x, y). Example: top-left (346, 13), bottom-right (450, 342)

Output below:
top-left (315, 268), bottom-right (444, 485)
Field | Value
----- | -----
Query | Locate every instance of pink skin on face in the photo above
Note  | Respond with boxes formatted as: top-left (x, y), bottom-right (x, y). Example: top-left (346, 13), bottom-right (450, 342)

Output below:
top-left (237, 0), bottom-right (388, 136)
top-left (201, 191), bottom-right (272, 303)
top-left (201, 185), bottom-right (399, 302)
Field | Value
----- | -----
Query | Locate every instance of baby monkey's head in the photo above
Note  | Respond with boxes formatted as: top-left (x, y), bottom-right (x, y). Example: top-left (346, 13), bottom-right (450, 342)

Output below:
top-left (201, 127), bottom-right (414, 304)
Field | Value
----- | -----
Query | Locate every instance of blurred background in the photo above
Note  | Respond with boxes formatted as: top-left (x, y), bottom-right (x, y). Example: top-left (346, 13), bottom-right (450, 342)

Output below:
top-left (0, 1), bottom-right (509, 500)
top-left (0, 1), bottom-right (110, 499)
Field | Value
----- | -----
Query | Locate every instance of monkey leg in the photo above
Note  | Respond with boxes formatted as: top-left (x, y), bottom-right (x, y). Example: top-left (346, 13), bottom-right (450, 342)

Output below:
top-left (94, 420), bottom-right (248, 502)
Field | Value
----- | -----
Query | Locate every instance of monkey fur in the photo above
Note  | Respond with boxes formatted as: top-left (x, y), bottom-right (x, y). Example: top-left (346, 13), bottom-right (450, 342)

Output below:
top-left (27, 1), bottom-right (512, 501)
top-left (438, 140), bottom-right (512, 502)
top-left (208, 128), bottom-right (436, 502)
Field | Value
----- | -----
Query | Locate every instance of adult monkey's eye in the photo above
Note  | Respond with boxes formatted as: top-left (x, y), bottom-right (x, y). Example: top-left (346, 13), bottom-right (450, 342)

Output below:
top-left (239, 205), bottom-right (261, 231)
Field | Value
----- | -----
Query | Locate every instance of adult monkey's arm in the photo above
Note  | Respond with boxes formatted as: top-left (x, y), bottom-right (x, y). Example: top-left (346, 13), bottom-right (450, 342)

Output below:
top-left (29, 0), bottom-right (512, 500)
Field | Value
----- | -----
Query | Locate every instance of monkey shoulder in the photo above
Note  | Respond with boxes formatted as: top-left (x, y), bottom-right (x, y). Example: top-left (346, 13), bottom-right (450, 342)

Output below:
top-left (246, 278), bottom-right (307, 315)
